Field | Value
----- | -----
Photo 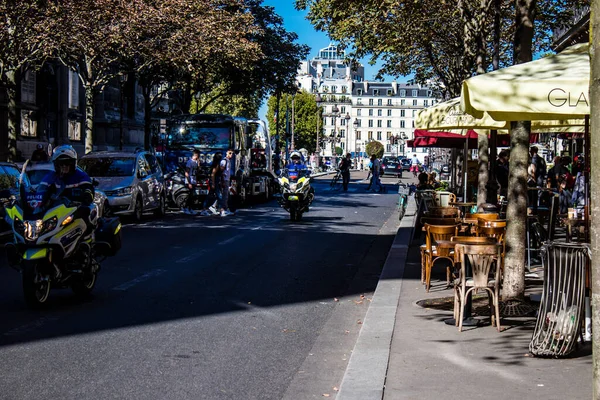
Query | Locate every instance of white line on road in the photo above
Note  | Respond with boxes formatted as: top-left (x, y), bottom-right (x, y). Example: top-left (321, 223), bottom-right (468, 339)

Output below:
top-left (112, 269), bottom-right (166, 291)
top-left (176, 250), bottom-right (208, 263)
top-left (218, 234), bottom-right (244, 245)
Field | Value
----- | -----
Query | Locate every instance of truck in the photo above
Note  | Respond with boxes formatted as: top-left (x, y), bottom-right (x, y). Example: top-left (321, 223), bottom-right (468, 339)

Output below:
top-left (161, 114), bottom-right (275, 205)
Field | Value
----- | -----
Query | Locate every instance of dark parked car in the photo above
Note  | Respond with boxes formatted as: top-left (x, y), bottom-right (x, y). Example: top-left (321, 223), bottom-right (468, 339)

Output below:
top-left (400, 158), bottom-right (412, 171)
top-left (381, 158), bottom-right (403, 177)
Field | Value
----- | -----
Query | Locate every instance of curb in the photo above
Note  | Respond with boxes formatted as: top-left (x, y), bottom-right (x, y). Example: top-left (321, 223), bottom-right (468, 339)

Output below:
top-left (336, 196), bottom-right (417, 400)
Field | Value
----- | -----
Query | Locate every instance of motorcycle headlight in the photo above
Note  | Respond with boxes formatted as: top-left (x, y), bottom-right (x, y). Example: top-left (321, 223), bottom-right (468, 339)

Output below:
top-left (289, 183), bottom-right (297, 191)
top-left (205, 154), bottom-right (214, 164)
top-left (23, 219), bottom-right (44, 241)
top-left (42, 217), bottom-right (58, 233)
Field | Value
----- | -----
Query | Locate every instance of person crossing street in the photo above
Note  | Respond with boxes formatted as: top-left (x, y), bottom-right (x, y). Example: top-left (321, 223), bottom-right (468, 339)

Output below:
top-left (339, 153), bottom-right (351, 191)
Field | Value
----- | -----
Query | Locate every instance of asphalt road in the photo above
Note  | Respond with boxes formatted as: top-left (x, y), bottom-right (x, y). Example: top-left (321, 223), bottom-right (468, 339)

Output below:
top-left (0, 171), bottom-right (405, 400)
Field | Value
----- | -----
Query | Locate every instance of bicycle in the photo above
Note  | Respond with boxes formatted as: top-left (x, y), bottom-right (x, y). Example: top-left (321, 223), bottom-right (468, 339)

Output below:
top-left (398, 183), bottom-right (410, 220)
top-left (330, 169), bottom-right (343, 191)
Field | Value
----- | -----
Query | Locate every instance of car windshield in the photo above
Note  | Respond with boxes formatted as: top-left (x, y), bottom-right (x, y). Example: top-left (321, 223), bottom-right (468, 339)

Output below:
top-left (170, 126), bottom-right (230, 148)
top-left (79, 157), bottom-right (136, 177)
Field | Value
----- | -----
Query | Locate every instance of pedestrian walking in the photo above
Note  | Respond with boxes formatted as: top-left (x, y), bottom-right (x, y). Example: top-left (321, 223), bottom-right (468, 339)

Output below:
top-left (220, 149), bottom-right (235, 216)
top-left (339, 153), bottom-right (351, 191)
top-left (183, 149), bottom-right (200, 215)
top-left (200, 153), bottom-right (223, 216)
top-left (369, 155), bottom-right (383, 192)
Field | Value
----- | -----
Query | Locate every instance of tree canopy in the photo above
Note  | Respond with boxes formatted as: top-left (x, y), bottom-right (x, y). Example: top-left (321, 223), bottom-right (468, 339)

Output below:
top-left (295, 0), bottom-right (588, 97)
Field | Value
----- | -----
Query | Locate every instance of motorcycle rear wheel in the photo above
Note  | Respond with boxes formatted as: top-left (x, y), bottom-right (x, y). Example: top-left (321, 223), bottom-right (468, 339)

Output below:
top-left (22, 262), bottom-right (51, 308)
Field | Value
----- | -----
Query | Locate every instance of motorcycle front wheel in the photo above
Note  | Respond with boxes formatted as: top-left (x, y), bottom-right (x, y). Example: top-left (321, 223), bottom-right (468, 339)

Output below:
top-left (22, 261), bottom-right (51, 308)
top-left (71, 269), bottom-right (97, 298)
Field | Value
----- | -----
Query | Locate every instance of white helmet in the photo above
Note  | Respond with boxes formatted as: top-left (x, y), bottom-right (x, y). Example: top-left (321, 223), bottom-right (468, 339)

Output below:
top-left (52, 145), bottom-right (78, 163)
top-left (290, 151), bottom-right (302, 160)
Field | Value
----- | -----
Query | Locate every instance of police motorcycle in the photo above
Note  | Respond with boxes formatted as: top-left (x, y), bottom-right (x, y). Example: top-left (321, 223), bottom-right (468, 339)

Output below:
top-left (277, 152), bottom-right (314, 221)
top-left (4, 162), bottom-right (122, 307)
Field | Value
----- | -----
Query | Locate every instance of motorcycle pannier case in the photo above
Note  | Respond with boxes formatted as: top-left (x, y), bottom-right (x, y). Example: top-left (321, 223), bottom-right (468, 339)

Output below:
top-left (96, 217), bottom-right (122, 256)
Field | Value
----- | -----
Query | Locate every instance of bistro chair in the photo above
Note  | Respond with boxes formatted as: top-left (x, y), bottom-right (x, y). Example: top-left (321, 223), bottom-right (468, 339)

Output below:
top-left (464, 213), bottom-right (499, 222)
top-left (422, 223), bottom-right (460, 292)
top-left (453, 243), bottom-right (503, 332)
top-left (463, 213), bottom-right (499, 235)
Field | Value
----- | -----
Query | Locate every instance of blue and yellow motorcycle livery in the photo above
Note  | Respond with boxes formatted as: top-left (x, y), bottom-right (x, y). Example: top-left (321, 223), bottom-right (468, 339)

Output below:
top-left (4, 181), bottom-right (122, 308)
top-left (277, 168), bottom-right (314, 221)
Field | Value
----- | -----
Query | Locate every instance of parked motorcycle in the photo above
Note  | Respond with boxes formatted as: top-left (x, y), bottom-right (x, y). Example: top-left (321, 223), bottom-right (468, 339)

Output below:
top-left (164, 169), bottom-right (210, 210)
top-left (277, 169), bottom-right (314, 221)
top-left (3, 171), bottom-right (122, 307)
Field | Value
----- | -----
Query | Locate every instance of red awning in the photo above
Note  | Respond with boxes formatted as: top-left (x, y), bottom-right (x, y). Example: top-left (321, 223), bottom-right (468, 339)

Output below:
top-left (407, 129), bottom-right (513, 149)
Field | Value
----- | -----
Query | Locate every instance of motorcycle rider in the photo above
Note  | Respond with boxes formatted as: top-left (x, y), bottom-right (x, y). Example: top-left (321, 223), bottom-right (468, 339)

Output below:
top-left (288, 151), bottom-right (308, 178)
top-left (38, 145), bottom-right (96, 237)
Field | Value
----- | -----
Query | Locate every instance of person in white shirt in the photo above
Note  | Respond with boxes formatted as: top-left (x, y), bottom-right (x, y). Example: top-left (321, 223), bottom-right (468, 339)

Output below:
top-left (219, 149), bottom-right (235, 216)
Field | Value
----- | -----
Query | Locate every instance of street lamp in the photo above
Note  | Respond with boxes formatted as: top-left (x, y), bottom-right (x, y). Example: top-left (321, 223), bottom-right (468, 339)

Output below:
top-left (344, 112), bottom-right (350, 154)
top-left (315, 94), bottom-right (322, 168)
top-left (353, 119), bottom-right (359, 162)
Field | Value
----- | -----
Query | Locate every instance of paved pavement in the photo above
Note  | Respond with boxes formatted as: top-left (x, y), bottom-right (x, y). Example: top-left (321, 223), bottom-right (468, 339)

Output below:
top-left (337, 187), bottom-right (593, 400)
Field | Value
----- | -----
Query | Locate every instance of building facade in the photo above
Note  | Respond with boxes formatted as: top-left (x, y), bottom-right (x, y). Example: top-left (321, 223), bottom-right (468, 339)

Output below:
top-left (295, 45), bottom-right (436, 160)
top-left (0, 62), bottom-right (145, 161)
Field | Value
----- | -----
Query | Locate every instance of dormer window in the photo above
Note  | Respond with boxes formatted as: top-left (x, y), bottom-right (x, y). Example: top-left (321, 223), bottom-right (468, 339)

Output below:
top-left (357, 89), bottom-right (363, 96)
top-left (373, 89), bottom-right (379, 96)
top-left (387, 89), bottom-right (393, 96)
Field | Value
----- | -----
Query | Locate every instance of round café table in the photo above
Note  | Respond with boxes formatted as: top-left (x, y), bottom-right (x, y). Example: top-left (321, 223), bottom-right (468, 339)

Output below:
top-left (449, 201), bottom-right (476, 217)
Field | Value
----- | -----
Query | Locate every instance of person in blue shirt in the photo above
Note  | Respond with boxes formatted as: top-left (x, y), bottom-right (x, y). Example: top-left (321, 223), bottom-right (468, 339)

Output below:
top-left (38, 145), bottom-right (96, 236)
top-left (288, 151), bottom-right (308, 179)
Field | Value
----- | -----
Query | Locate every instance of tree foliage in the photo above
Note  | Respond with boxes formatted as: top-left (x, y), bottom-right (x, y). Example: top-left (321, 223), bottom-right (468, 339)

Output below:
top-left (366, 141), bottom-right (384, 159)
top-left (0, 0), bottom-right (52, 160)
top-left (296, 0), bottom-right (588, 98)
top-left (266, 91), bottom-right (320, 153)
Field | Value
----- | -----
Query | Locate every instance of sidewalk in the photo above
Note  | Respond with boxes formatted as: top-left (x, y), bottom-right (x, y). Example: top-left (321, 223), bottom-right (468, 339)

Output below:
top-left (337, 195), bottom-right (592, 400)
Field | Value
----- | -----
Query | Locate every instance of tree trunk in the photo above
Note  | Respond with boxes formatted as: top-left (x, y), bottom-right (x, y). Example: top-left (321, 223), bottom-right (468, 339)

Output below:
top-left (5, 69), bottom-right (18, 162)
top-left (477, 133), bottom-right (489, 210)
top-left (84, 84), bottom-right (95, 154)
top-left (503, 121), bottom-right (529, 300)
top-left (142, 84), bottom-right (152, 150)
top-left (487, 130), bottom-right (499, 204)
top-left (589, 0), bottom-right (599, 396)
top-left (501, 0), bottom-right (536, 301)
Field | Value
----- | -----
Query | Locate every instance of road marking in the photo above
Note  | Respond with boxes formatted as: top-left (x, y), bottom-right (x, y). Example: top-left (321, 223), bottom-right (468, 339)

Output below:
top-left (3, 317), bottom-right (59, 337)
top-left (112, 269), bottom-right (166, 291)
top-left (218, 234), bottom-right (244, 245)
top-left (251, 225), bottom-right (263, 231)
top-left (176, 250), bottom-right (208, 263)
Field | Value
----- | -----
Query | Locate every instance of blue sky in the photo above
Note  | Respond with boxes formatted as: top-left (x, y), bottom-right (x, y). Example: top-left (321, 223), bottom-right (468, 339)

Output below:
top-left (258, 1), bottom-right (391, 120)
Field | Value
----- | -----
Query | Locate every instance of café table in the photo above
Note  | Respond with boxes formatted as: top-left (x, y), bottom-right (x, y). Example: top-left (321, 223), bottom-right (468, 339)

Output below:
top-left (449, 201), bottom-right (476, 217)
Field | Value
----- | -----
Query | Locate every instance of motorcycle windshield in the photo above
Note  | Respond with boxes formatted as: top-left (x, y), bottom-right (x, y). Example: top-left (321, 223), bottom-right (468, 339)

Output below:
top-left (285, 168), bottom-right (309, 182)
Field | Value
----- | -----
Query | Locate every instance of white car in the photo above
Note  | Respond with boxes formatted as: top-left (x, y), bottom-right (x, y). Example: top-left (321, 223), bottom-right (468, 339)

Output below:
top-left (25, 162), bottom-right (110, 217)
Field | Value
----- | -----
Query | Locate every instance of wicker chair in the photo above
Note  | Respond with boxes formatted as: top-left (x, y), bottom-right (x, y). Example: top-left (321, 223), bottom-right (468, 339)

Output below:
top-left (453, 243), bottom-right (503, 332)
top-left (422, 223), bottom-right (460, 292)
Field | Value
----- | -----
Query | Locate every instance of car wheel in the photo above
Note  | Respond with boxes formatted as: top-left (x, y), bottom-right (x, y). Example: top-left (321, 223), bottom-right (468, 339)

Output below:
top-left (154, 192), bottom-right (166, 217)
top-left (133, 196), bottom-right (143, 222)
